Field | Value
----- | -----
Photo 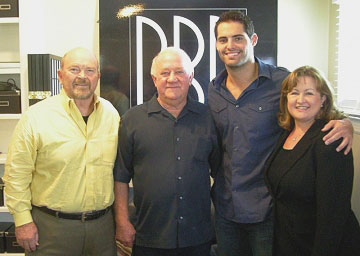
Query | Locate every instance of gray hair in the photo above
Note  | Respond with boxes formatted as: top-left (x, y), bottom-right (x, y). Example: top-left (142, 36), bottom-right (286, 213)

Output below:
top-left (150, 47), bottom-right (194, 77)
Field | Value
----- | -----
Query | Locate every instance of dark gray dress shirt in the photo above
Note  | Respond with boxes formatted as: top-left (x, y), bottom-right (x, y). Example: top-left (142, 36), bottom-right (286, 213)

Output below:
top-left (114, 95), bottom-right (221, 249)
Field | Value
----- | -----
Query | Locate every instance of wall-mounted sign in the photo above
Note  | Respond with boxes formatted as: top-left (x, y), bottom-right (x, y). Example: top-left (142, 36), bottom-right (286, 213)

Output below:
top-left (100, 0), bottom-right (277, 114)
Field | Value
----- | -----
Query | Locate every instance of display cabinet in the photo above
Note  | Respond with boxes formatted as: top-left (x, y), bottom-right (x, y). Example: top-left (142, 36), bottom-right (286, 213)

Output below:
top-left (0, 1), bottom-right (26, 255)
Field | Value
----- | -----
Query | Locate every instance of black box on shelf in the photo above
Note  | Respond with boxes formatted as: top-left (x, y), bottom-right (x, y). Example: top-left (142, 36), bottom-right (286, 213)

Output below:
top-left (0, 222), bottom-right (12, 253)
top-left (0, 90), bottom-right (21, 113)
top-left (28, 54), bottom-right (62, 106)
top-left (0, 0), bottom-right (19, 17)
top-left (5, 223), bottom-right (25, 253)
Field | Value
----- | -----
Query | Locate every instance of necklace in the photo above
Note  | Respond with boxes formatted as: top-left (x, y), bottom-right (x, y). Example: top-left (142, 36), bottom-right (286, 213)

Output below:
top-left (291, 133), bottom-right (304, 142)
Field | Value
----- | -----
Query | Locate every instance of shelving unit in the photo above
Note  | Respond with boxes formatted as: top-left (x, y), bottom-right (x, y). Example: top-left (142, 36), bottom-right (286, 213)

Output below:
top-left (0, 9), bottom-right (23, 143)
top-left (0, 2), bottom-right (26, 255)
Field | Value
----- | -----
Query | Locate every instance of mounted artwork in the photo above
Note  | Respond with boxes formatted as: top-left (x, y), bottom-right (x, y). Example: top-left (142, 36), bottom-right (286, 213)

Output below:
top-left (99, 0), bottom-right (277, 115)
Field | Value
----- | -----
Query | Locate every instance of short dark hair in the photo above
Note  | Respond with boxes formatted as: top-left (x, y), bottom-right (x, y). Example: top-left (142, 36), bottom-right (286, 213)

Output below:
top-left (214, 11), bottom-right (255, 38)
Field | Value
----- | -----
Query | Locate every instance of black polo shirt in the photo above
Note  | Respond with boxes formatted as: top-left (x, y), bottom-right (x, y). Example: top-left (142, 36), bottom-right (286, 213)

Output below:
top-left (114, 95), bottom-right (221, 249)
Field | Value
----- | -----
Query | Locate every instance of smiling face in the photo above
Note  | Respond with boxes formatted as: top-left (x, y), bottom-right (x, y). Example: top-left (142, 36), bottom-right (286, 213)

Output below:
top-left (216, 21), bottom-right (257, 68)
top-left (151, 49), bottom-right (193, 107)
top-left (287, 76), bottom-right (326, 127)
top-left (58, 48), bottom-right (99, 101)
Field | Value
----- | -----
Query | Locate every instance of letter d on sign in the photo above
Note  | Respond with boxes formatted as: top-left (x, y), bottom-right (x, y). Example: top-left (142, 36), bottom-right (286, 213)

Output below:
top-left (136, 16), bottom-right (167, 105)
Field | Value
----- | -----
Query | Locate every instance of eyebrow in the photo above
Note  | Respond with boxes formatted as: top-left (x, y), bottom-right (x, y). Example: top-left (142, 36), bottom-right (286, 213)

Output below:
top-left (291, 88), bottom-right (315, 91)
top-left (218, 34), bottom-right (243, 39)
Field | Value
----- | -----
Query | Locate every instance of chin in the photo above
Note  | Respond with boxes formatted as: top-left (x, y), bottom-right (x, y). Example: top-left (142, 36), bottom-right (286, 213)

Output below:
top-left (226, 60), bottom-right (246, 68)
top-left (294, 117), bottom-right (316, 124)
top-left (74, 92), bottom-right (93, 100)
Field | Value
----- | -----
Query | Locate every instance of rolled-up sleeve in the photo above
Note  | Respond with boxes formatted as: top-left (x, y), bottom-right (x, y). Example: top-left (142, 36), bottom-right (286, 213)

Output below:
top-left (113, 118), bottom-right (133, 183)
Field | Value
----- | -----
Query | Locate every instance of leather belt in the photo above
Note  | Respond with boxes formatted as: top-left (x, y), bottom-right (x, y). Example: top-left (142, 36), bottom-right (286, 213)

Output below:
top-left (33, 205), bottom-right (111, 222)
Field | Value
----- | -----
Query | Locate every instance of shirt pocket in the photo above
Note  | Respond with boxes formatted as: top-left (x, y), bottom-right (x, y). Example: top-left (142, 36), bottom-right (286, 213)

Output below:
top-left (209, 100), bottom-right (228, 133)
top-left (193, 136), bottom-right (212, 163)
top-left (247, 103), bottom-right (279, 138)
top-left (101, 135), bottom-right (118, 165)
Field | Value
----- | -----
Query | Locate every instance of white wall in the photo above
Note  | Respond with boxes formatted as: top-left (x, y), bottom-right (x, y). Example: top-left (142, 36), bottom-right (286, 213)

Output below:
top-left (19, 0), bottom-right (99, 57)
top-left (278, 0), bottom-right (330, 74)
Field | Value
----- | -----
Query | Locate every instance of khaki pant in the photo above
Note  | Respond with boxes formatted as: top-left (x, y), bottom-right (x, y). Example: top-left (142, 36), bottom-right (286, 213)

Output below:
top-left (26, 206), bottom-right (117, 256)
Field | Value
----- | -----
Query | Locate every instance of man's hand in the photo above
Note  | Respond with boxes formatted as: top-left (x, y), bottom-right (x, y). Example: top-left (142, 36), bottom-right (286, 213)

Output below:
top-left (322, 119), bottom-right (354, 155)
top-left (15, 222), bottom-right (39, 252)
top-left (115, 220), bottom-right (136, 248)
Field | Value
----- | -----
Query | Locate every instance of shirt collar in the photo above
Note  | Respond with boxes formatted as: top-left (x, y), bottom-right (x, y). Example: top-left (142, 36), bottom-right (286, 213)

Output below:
top-left (147, 94), bottom-right (201, 115)
top-left (59, 89), bottom-right (100, 113)
top-left (256, 56), bottom-right (272, 80)
top-left (214, 56), bottom-right (273, 90)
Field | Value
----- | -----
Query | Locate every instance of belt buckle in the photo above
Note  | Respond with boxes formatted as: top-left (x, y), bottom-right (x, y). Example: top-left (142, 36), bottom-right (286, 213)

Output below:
top-left (81, 212), bottom-right (87, 222)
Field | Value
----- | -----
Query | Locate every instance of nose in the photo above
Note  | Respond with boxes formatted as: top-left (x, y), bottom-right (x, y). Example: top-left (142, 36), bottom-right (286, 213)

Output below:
top-left (78, 70), bottom-right (86, 78)
top-left (168, 71), bottom-right (177, 82)
top-left (227, 38), bottom-right (235, 49)
top-left (297, 93), bottom-right (305, 103)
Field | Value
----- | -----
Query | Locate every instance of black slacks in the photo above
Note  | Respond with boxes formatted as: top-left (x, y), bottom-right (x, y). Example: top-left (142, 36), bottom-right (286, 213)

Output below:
top-left (132, 242), bottom-right (212, 256)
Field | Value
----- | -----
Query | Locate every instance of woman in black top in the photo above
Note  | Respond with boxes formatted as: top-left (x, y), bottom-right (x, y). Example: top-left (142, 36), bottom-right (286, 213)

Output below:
top-left (264, 66), bottom-right (360, 256)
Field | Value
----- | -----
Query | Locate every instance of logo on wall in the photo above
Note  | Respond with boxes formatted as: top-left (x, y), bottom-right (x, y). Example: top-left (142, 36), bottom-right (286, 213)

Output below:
top-left (100, 0), bottom-right (277, 113)
top-left (129, 8), bottom-right (246, 105)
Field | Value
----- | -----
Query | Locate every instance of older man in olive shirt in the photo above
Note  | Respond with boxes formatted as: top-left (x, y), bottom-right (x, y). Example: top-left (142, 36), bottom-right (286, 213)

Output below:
top-left (114, 47), bottom-right (221, 256)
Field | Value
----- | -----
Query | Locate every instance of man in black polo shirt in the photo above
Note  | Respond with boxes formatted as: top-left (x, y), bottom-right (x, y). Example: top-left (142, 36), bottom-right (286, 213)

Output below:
top-left (113, 47), bottom-right (221, 256)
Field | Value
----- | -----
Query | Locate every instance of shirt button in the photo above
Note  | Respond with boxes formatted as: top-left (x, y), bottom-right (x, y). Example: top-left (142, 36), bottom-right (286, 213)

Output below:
top-left (179, 216), bottom-right (184, 220)
top-left (177, 156), bottom-right (181, 160)
top-left (236, 105), bottom-right (239, 108)
top-left (178, 176), bottom-right (182, 180)
top-left (258, 106), bottom-right (262, 111)
top-left (179, 196), bottom-right (183, 200)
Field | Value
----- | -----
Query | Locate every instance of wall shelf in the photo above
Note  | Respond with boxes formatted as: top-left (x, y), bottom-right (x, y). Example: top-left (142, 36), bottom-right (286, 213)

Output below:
top-left (0, 115), bottom-right (21, 120)
top-left (0, 18), bottom-right (19, 24)
top-left (0, 207), bottom-right (8, 213)
top-left (0, 63), bottom-right (21, 74)
top-left (0, 68), bottom-right (20, 74)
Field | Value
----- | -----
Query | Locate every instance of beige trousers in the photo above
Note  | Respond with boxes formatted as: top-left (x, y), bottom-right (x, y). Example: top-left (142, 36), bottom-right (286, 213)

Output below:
top-left (26, 206), bottom-right (117, 256)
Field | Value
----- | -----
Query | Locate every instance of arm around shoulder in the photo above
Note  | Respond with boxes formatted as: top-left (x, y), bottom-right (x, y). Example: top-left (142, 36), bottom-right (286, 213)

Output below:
top-left (321, 119), bottom-right (353, 154)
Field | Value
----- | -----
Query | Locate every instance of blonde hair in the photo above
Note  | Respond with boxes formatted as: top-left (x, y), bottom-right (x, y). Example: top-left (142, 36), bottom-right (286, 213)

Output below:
top-left (278, 66), bottom-right (346, 130)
